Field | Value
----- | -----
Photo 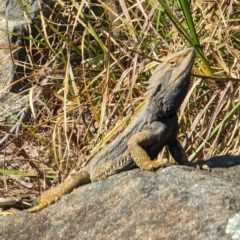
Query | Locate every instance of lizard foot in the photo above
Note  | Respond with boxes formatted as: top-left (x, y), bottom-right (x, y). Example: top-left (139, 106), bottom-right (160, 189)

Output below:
top-left (28, 194), bottom-right (61, 213)
top-left (189, 159), bottom-right (215, 170)
top-left (139, 158), bottom-right (170, 171)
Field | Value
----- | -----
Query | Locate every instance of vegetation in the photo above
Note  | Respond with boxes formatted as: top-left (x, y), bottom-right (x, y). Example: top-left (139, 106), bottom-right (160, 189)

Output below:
top-left (0, 0), bottom-right (239, 212)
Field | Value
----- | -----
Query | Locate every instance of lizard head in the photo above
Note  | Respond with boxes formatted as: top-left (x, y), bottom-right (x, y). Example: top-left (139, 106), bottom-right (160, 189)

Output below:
top-left (148, 48), bottom-right (196, 117)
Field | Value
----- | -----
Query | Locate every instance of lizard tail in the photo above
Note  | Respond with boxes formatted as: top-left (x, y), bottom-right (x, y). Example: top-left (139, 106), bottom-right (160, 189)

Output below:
top-left (28, 171), bottom-right (91, 213)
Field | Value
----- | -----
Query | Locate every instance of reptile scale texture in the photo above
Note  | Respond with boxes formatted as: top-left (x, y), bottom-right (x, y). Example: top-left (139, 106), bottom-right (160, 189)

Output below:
top-left (29, 48), bottom-right (199, 213)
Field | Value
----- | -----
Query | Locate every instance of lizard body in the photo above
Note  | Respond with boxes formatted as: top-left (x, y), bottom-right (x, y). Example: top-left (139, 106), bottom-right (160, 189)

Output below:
top-left (28, 48), bottom-right (196, 212)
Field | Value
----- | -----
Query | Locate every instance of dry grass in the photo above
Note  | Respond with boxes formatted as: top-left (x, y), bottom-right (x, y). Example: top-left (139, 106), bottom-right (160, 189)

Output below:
top-left (0, 0), bottom-right (239, 213)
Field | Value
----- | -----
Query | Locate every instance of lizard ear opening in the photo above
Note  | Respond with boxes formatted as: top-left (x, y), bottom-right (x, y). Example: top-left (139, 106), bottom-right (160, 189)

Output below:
top-left (157, 84), bottom-right (162, 92)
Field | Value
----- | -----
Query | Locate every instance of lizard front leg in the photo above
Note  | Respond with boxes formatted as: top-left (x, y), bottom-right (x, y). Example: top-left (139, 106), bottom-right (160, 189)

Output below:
top-left (127, 130), bottom-right (168, 171)
top-left (168, 139), bottom-right (190, 165)
top-left (168, 139), bottom-right (212, 169)
top-left (28, 171), bottom-right (91, 213)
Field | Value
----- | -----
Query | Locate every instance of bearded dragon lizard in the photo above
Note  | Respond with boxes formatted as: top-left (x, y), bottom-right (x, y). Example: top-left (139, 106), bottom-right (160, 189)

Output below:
top-left (29, 48), bottom-right (200, 212)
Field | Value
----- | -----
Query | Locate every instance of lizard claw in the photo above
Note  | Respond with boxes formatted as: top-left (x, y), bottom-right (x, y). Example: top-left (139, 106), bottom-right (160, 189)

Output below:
top-left (28, 195), bottom-right (59, 213)
top-left (140, 158), bottom-right (170, 171)
top-left (189, 159), bottom-right (215, 170)
top-left (153, 158), bottom-right (171, 168)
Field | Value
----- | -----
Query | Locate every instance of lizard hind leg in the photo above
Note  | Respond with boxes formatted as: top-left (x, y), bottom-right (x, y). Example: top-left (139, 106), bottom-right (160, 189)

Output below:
top-left (127, 131), bottom-right (168, 171)
top-left (28, 171), bottom-right (91, 213)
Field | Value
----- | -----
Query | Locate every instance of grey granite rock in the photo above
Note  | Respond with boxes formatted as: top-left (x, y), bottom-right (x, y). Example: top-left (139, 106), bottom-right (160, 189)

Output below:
top-left (0, 0), bottom-right (33, 141)
top-left (0, 0), bottom-right (27, 90)
top-left (0, 0), bottom-right (30, 130)
top-left (0, 155), bottom-right (240, 240)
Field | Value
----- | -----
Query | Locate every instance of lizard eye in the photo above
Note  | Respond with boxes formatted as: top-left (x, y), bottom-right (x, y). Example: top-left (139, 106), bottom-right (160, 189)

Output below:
top-left (169, 59), bottom-right (177, 66)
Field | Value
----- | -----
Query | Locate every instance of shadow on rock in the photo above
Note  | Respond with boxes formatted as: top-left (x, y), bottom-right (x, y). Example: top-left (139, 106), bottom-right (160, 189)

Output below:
top-left (204, 154), bottom-right (240, 168)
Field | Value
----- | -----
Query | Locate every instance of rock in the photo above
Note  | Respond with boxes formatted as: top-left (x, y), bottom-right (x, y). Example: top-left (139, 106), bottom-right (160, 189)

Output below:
top-left (0, 0), bottom-right (39, 143)
top-left (0, 155), bottom-right (240, 240)
top-left (0, 0), bottom-right (27, 91)
top-left (0, 0), bottom-right (30, 128)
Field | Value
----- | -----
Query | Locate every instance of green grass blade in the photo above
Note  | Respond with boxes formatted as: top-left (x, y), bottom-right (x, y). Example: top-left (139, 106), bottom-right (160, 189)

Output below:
top-left (189, 101), bottom-right (240, 161)
top-left (157, 0), bottom-right (213, 75)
